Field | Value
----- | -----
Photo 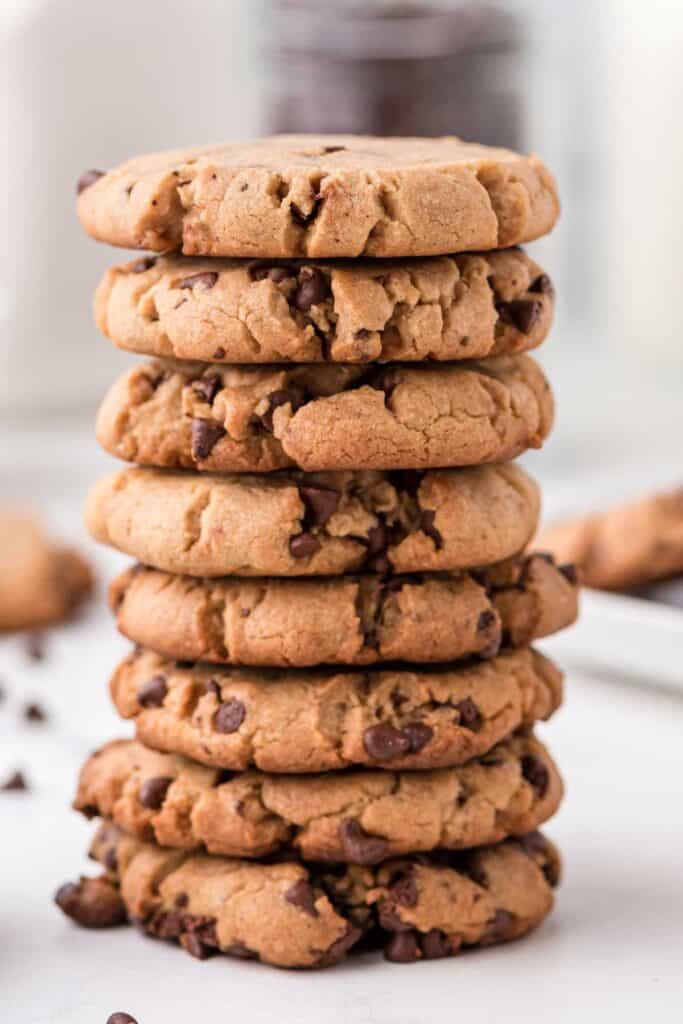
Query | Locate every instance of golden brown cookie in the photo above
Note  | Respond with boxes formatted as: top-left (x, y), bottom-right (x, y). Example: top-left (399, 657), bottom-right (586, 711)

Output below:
top-left (94, 248), bottom-right (554, 364)
top-left (84, 464), bottom-right (541, 578)
top-left (536, 485), bottom-right (683, 591)
top-left (96, 354), bottom-right (553, 473)
top-left (75, 734), bottom-right (562, 862)
top-left (77, 135), bottom-right (559, 258)
top-left (109, 646), bottom-right (562, 773)
top-left (109, 554), bottom-right (578, 667)
top-left (56, 822), bottom-right (559, 967)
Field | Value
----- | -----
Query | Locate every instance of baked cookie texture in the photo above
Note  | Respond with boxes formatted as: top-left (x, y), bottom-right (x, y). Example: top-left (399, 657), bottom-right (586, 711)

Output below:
top-left (109, 646), bottom-right (562, 774)
top-left (0, 510), bottom-right (93, 632)
top-left (56, 823), bottom-right (558, 967)
top-left (94, 248), bottom-right (554, 364)
top-left (75, 735), bottom-right (562, 862)
top-left (109, 554), bottom-right (578, 667)
top-left (536, 486), bottom-right (683, 591)
top-left (77, 135), bottom-right (560, 259)
top-left (96, 354), bottom-right (553, 473)
top-left (84, 464), bottom-right (540, 578)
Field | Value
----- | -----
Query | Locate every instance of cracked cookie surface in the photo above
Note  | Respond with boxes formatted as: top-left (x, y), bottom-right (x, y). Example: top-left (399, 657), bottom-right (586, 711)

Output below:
top-left (57, 823), bottom-right (559, 967)
top-left (109, 554), bottom-right (578, 667)
top-left (109, 646), bottom-right (562, 773)
top-left (94, 248), bottom-right (554, 364)
top-left (97, 354), bottom-right (553, 473)
top-left (75, 734), bottom-right (562, 862)
top-left (85, 464), bottom-right (540, 578)
top-left (77, 135), bottom-right (559, 259)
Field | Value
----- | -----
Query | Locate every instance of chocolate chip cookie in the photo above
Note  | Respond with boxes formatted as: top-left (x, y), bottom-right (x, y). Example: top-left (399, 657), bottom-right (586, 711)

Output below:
top-left (536, 485), bottom-right (683, 591)
top-left (77, 135), bottom-right (559, 258)
top-left (57, 822), bottom-right (559, 967)
top-left (97, 354), bottom-right (553, 473)
top-left (109, 554), bottom-right (578, 667)
top-left (85, 464), bottom-right (540, 578)
top-left (75, 734), bottom-right (562, 862)
top-left (94, 248), bottom-right (554, 364)
top-left (109, 646), bottom-right (562, 773)
top-left (0, 510), bottom-right (93, 632)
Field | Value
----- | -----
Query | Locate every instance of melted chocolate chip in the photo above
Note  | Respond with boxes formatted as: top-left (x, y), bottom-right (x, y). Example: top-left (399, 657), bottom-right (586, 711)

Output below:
top-left (400, 721), bottom-right (433, 753)
top-left (178, 271), bottom-right (218, 291)
top-left (420, 510), bottom-right (443, 549)
top-left (192, 373), bottom-right (222, 404)
top-left (213, 347), bottom-right (226, 359)
top-left (496, 298), bottom-right (543, 335)
top-left (322, 145), bottom-right (347, 154)
top-left (484, 908), bottom-right (515, 942)
top-left (225, 941), bottom-right (258, 960)
top-left (55, 877), bottom-right (126, 928)
top-left (455, 697), bottom-right (482, 732)
top-left (249, 260), bottom-right (296, 283)
top-left (107, 1014), bottom-right (138, 1024)
top-left (258, 388), bottom-right (307, 432)
top-left (318, 923), bottom-right (363, 966)
top-left (363, 722), bottom-right (412, 760)
top-left (289, 532), bottom-right (321, 559)
top-left (180, 932), bottom-right (214, 960)
top-left (391, 874), bottom-right (418, 908)
top-left (477, 610), bottom-right (497, 632)
top-left (339, 819), bottom-right (389, 865)
top-left (521, 753), bottom-right (550, 797)
top-left (421, 929), bottom-right (452, 959)
top-left (299, 486), bottom-right (339, 526)
top-left (385, 930), bottom-right (420, 963)
top-left (284, 879), bottom-right (319, 918)
top-left (191, 418), bottom-right (226, 461)
top-left (294, 267), bottom-right (330, 311)
top-left (137, 675), bottom-right (167, 708)
top-left (76, 169), bottom-right (105, 195)
top-left (138, 776), bottom-right (173, 810)
top-left (529, 273), bottom-right (554, 297)
top-left (213, 698), bottom-right (246, 734)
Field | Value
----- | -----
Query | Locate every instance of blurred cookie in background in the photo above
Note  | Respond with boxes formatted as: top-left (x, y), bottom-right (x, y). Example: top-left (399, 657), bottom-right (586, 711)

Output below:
top-left (0, 509), bottom-right (94, 633)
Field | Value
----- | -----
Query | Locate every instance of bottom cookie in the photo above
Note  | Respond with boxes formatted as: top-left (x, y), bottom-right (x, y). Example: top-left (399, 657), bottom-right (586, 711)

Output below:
top-left (55, 823), bottom-right (559, 969)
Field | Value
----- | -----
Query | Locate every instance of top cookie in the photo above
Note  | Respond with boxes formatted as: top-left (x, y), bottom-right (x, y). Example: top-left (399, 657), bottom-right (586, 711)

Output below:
top-left (77, 135), bottom-right (560, 258)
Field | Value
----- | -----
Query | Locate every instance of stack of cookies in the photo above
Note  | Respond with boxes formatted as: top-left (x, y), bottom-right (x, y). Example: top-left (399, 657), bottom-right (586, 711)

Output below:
top-left (57, 137), bottom-right (578, 969)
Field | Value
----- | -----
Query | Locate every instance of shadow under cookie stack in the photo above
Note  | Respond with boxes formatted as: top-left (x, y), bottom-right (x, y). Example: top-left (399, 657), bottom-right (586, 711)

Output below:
top-left (57, 136), bottom-right (578, 969)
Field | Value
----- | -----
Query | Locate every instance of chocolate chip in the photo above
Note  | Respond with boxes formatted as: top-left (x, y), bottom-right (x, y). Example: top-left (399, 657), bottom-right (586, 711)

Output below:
top-left (25, 631), bottom-right (45, 661)
top-left (365, 524), bottom-right (387, 557)
top-left (529, 273), bottom-right (554, 297)
top-left (477, 610), bottom-right (497, 632)
top-left (363, 722), bottom-right (411, 760)
top-left (484, 908), bottom-right (514, 942)
top-left (191, 418), bottom-right (226, 460)
top-left (192, 373), bottom-right (222, 404)
top-left (178, 271), bottom-right (218, 291)
top-left (385, 930), bottom-right (420, 963)
top-left (299, 486), bottom-right (339, 526)
top-left (249, 260), bottom-right (296, 283)
top-left (137, 675), bottom-right (167, 708)
top-left (389, 470), bottom-right (424, 496)
top-left (322, 145), bottom-right (346, 154)
top-left (129, 257), bottom-right (156, 274)
top-left (180, 932), bottom-right (214, 960)
top-left (521, 753), bottom-right (550, 797)
top-left (174, 892), bottom-right (189, 909)
top-left (104, 847), bottom-right (118, 872)
top-left (214, 698), bottom-right (246, 734)
top-left (420, 509), bottom-right (443, 549)
top-left (138, 776), bottom-right (173, 810)
top-left (496, 298), bottom-right (543, 335)
top-left (213, 347), bottom-right (226, 359)
top-left (559, 563), bottom-right (579, 585)
top-left (294, 267), bottom-right (330, 311)
top-left (400, 722), bottom-right (433, 753)
top-left (318, 923), bottom-right (363, 966)
top-left (421, 929), bottom-right (452, 959)
top-left (55, 877), bottom-right (126, 928)
top-left (290, 194), bottom-right (323, 228)
top-left (204, 679), bottom-right (221, 698)
top-left (76, 169), bottom-right (104, 195)
top-left (285, 879), bottom-right (319, 918)
top-left (23, 702), bottom-right (46, 723)
top-left (225, 941), bottom-right (258, 960)
top-left (107, 1014), bottom-right (138, 1024)
top-left (455, 697), bottom-right (482, 732)
top-left (339, 819), bottom-right (389, 865)
top-left (258, 387), bottom-right (307, 432)
top-left (289, 532), bottom-right (321, 559)
top-left (391, 874), bottom-right (418, 907)
top-left (1, 770), bottom-right (28, 792)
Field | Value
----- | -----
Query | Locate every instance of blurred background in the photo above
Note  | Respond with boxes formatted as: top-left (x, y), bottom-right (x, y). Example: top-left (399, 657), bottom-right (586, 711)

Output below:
top-left (1, 0), bottom-right (681, 508)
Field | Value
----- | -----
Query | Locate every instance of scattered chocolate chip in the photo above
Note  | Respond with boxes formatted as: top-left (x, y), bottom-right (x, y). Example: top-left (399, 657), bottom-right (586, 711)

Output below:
top-left (107, 1014), bottom-right (138, 1024)
top-left (455, 697), bottom-right (482, 732)
top-left (258, 387), bottom-right (307, 432)
top-left (192, 373), bottom-right (222, 404)
top-left (496, 298), bottom-right (543, 335)
top-left (477, 610), bottom-right (497, 632)
top-left (191, 418), bottom-right (226, 461)
top-left (339, 819), bottom-right (389, 865)
top-left (363, 722), bottom-right (411, 760)
top-left (212, 346), bottom-right (226, 359)
top-left (385, 930), bottom-right (420, 963)
top-left (299, 486), bottom-right (339, 526)
top-left (559, 563), bottom-right (579, 585)
top-left (400, 722), bottom-right (433, 753)
top-left (289, 532), bottom-right (321, 559)
top-left (521, 753), bottom-right (550, 797)
top-left (23, 702), bottom-right (46, 723)
top-left (213, 698), bottom-right (246, 734)
top-left (129, 257), bottom-right (156, 274)
top-left (178, 271), bottom-right (218, 291)
top-left (25, 631), bottom-right (45, 661)
top-left (1, 770), bottom-right (28, 792)
top-left (391, 874), bottom-right (418, 908)
top-left (76, 169), bottom-right (104, 195)
top-left (138, 776), bottom-right (173, 810)
top-left (318, 923), bottom-right (363, 966)
top-left (421, 929), bottom-right (452, 959)
top-left (55, 877), bottom-right (126, 928)
top-left (285, 879), bottom-right (319, 918)
top-left (294, 267), bottom-right (330, 311)
top-left (180, 932), bottom-right (214, 960)
top-left (290, 194), bottom-right (324, 228)
top-left (529, 273), bottom-right (554, 297)
top-left (137, 675), bottom-right (167, 708)
top-left (420, 510), bottom-right (443, 549)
